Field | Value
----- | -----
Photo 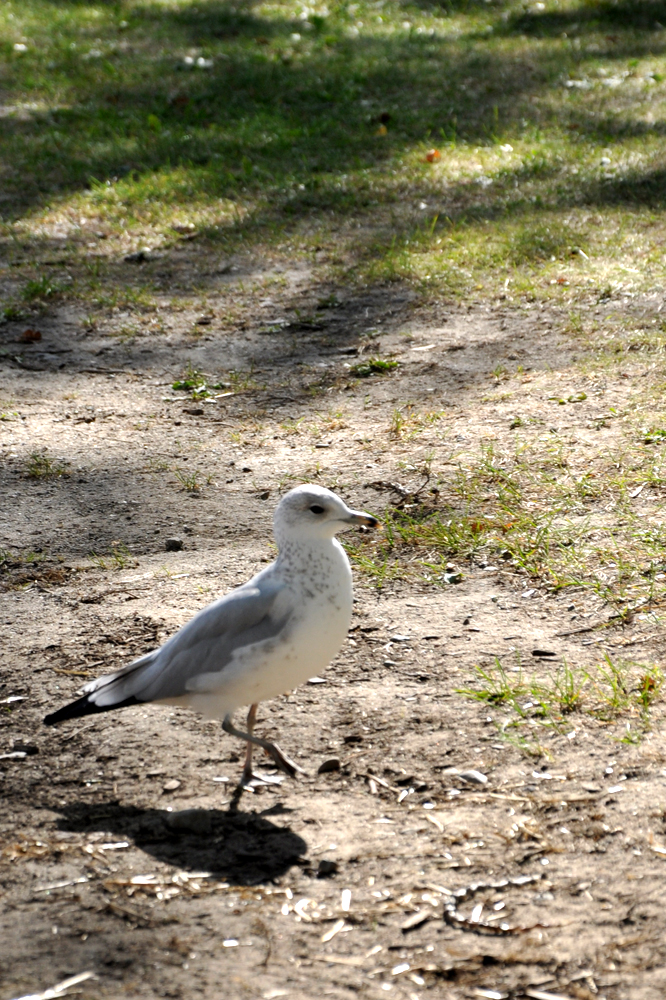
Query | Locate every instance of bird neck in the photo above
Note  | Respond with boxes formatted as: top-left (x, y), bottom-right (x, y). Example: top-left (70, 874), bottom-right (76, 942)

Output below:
top-left (275, 535), bottom-right (348, 576)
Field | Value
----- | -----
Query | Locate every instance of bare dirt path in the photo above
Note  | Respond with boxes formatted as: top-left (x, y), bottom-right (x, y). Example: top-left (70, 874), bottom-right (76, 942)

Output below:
top-left (2, 261), bottom-right (666, 1000)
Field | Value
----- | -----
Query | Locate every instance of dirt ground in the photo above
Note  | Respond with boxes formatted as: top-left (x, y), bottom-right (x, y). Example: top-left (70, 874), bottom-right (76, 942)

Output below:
top-left (2, 251), bottom-right (666, 1000)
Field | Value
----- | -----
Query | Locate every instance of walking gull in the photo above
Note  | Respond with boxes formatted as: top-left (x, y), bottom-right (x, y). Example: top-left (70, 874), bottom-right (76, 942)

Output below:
top-left (44, 484), bottom-right (378, 788)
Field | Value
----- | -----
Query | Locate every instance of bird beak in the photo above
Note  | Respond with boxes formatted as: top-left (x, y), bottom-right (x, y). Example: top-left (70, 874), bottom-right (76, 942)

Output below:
top-left (343, 509), bottom-right (380, 529)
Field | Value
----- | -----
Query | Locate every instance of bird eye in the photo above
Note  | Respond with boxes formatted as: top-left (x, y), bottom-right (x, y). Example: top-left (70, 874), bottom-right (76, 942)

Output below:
top-left (309, 504), bottom-right (325, 514)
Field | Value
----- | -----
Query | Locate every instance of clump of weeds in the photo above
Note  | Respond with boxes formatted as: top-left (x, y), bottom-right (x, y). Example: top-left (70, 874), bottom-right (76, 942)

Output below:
top-left (25, 451), bottom-right (69, 479)
top-left (22, 276), bottom-right (68, 303)
top-left (88, 542), bottom-right (136, 571)
top-left (349, 358), bottom-right (399, 378)
top-left (173, 363), bottom-right (216, 400)
top-left (109, 542), bottom-right (135, 570)
top-left (226, 366), bottom-right (260, 391)
top-left (173, 362), bottom-right (257, 398)
top-left (175, 468), bottom-right (201, 492)
top-left (389, 405), bottom-right (446, 440)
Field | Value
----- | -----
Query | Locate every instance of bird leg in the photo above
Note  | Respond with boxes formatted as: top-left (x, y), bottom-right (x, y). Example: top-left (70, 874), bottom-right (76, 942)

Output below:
top-left (237, 704), bottom-right (283, 788)
top-left (223, 707), bottom-right (305, 785)
top-left (240, 703), bottom-right (257, 785)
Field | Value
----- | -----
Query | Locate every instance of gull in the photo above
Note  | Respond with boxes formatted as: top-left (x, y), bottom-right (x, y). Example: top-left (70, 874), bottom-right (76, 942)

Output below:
top-left (44, 485), bottom-right (378, 790)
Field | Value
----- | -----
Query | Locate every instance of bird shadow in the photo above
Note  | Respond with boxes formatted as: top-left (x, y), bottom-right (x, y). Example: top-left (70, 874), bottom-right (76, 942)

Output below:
top-left (55, 799), bottom-right (308, 885)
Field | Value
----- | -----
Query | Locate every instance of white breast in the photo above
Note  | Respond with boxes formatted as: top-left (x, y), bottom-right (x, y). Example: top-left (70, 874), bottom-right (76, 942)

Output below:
top-left (181, 537), bottom-right (353, 720)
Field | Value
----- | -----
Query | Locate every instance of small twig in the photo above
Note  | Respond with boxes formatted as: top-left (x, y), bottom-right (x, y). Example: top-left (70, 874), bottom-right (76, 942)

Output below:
top-left (367, 469), bottom-right (432, 505)
top-left (368, 479), bottom-right (411, 498)
top-left (50, 668), bottom-right (96, 677)
top-left (60, 722), bottom-right (99, 742)
top-left (555, 610), bottom-right (633, 637)
top-left (410, 468), bottom-right (432, 499)
top-left (75, 368), bottom-right (128, 375)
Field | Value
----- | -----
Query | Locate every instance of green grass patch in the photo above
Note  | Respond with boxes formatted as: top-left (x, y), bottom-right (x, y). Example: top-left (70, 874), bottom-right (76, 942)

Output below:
top-left (3, 0), bottom-right (666, 305)
top-left (459, 654), bottom-right (664, 747)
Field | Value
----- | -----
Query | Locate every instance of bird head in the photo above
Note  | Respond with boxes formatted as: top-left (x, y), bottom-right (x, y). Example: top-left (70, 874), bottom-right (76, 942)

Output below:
top-left (274, 484), bottom-right (378, 544)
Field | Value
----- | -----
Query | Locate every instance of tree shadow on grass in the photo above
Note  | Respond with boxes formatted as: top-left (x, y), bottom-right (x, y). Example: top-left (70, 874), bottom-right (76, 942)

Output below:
top-left (55, 799), bottom-right (308, 884)
top-left (6, 0), bottom-right (662, 224)
top-left (505, 0), bottom-right (666, 38)
top-left (582, 164), bottom-right (666, 206)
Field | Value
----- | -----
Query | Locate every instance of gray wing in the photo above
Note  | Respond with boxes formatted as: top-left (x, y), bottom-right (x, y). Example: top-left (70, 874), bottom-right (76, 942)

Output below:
top-left (84, 577), bottom-right (293, 708)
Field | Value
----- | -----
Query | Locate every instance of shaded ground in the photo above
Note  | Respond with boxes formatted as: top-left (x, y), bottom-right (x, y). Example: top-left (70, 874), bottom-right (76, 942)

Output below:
top-left (2, 254), bottom-right (666, 1000)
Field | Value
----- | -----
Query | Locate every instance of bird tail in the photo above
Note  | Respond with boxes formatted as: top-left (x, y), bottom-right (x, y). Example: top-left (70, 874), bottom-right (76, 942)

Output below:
top-left (44, 693), bottom-right (141, 726)
top-left (43, 649), bottom-right (159, 726)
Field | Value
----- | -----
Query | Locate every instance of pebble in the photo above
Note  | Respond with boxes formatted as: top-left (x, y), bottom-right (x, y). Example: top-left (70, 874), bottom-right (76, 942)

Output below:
top-left (163, 778), bottom-right (182, 792)
top-left (457, 770), bottom-right (488, 785)
top-left (317, 859), bottom-right (339, 877)
top-left (318, 758), bottom-right (341, 774)
top-left (165, 538), bottom-right (183, 552)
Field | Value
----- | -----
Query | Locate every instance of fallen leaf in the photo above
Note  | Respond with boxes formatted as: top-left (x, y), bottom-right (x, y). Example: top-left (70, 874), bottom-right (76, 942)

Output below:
top-left (19, 329), bottom-right (42, 343)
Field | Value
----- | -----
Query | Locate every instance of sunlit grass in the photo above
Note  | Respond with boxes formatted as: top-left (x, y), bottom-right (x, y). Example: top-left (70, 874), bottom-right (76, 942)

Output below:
top-left (346, 430), bottom-right (666, 608)
top-left (458, 654), bottom-right (664, 746)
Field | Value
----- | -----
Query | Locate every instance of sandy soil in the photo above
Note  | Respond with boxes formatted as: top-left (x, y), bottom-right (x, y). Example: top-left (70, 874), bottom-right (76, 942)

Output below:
top-left (2, 252), bottom-right (666, 1000)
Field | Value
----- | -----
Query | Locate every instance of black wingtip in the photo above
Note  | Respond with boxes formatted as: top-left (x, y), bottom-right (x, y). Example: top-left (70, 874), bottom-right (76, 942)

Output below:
top-left (44, 694), bottom-right (142, 726)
